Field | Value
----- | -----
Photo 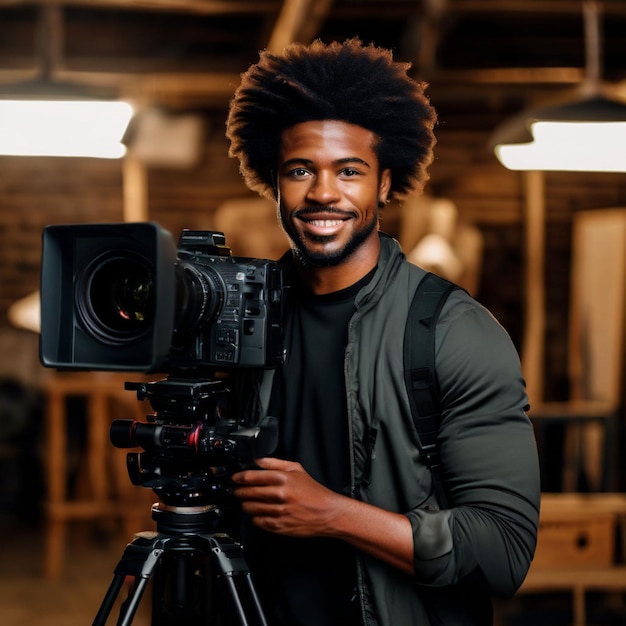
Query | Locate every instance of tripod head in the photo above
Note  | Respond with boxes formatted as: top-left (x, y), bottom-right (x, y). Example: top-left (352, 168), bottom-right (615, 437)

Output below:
top-left (110, 375), bottom-right (278, 510)
top-left (89, 374), bottom-right (275, 626)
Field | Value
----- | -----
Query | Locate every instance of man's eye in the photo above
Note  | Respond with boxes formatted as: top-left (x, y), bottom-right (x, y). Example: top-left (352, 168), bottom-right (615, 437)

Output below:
top-left (289, 168), bottom-right (310, 178)
top-left (341, 167), bottom-right (360, 177)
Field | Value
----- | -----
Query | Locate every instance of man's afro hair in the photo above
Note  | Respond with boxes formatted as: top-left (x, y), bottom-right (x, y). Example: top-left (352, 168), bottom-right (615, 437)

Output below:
top-left (226, 38), bottom-right (437, 201)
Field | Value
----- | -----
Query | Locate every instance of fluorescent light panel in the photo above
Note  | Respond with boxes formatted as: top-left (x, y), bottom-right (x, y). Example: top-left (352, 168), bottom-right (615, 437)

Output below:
top-left (494, 120), bottom-right (626, 172)
top-left (0, 100), bottom-right (134, 158)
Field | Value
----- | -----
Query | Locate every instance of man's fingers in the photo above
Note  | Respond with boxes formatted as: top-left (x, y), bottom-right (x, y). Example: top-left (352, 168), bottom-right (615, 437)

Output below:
top-left (231, 457), bottom-right (304, 486)
top-left (232, 468), bottom-right (282, 487)
top-left (254, 457), bottom-right (303, 471)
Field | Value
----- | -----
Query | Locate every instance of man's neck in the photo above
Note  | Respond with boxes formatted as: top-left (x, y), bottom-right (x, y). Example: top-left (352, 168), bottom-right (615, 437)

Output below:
top-left (295, 236), bottom-right (380, 295)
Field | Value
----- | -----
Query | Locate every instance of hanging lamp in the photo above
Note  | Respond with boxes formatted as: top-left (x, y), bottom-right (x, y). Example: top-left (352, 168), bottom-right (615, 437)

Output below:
top-left (0, 6), bottom-right (133, 159)
top-left (490, 2), bottom-right (626, 173)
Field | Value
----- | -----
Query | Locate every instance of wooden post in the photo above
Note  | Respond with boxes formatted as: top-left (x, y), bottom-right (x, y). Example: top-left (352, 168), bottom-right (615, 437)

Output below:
top-left (521, 170), bottom-right (546, 404)
top-left (122, 153), bottom-right (148, 222)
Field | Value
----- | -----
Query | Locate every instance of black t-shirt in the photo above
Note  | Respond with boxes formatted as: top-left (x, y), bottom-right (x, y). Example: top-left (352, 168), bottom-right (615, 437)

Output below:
top-left (249, 270), bottom-right (376, 626)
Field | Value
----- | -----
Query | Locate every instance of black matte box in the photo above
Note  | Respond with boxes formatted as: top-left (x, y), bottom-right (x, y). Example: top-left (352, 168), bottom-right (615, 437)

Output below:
top-left (39, 222), bottom-right (177, 372)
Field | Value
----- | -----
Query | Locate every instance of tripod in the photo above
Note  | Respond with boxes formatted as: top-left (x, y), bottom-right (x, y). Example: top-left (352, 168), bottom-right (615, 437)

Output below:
top-left (93, 502), bottom-right (268, 626)
top-left (91, 375), bottom-right (276, 625)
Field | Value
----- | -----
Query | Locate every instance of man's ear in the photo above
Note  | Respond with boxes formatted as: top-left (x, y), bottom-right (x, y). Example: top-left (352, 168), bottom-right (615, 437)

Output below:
top-left (378, 168), bottom-right (392, 206)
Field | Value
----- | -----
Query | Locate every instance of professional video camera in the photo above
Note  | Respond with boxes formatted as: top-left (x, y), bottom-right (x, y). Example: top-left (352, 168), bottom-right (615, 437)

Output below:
top-left (40, 222), bottom-right (284, 373)
top-left (40, 222), bottom-right (284, 625)
top-left (40, 221), bottom-right (284, 503)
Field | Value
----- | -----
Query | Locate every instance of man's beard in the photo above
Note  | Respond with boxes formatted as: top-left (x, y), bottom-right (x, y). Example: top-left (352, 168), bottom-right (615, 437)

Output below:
top-left (279, 204), bottom-right (379, 268)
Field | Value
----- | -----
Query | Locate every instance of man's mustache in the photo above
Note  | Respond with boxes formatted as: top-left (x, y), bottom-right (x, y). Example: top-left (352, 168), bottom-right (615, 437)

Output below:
top-left (292, 205), bottom-right (357, 219)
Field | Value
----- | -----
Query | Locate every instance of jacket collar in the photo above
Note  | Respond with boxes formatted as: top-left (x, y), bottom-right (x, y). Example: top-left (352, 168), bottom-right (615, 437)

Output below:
top-left (278, 231), bottom-right (405, 303)
top-left (353, 232), bottom-right (405, 308)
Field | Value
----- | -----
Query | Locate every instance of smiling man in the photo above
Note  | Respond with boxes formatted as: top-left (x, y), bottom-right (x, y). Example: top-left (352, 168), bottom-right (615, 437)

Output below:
top-left (226, 39), bottom-right (540, 626)
top-left (277, 119), bottom-right (389, 288)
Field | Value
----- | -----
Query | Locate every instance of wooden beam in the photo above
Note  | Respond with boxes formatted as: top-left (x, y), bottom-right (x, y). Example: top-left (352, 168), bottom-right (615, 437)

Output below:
top-left (122, 153), bottom-right (148, 222)
top-left (521, 170), bottom-right (546, 404)
top-left (52, 68), bottom-right (242, 101)
top-left (296, 0), bottom-right (334, 45)
top-left (267, 0), bottom-right (334, 53)
top-left (425, 67), bottom-right (586, 85)
top-left (0, 0), bottom-right (281, 16)
top-left (447, 0), bottom-right (626, 16)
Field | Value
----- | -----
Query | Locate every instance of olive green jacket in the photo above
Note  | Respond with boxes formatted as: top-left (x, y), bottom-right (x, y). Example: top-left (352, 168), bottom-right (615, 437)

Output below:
top-left (253, 232), bottom-right (540, 625)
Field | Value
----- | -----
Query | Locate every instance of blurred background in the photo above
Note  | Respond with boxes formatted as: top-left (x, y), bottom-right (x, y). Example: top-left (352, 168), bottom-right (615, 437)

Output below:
top-left (0, 2), bottom-right (625, 625)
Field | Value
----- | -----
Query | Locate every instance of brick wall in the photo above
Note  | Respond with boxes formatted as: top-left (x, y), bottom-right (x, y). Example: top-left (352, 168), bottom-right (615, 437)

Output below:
top-left (1, 123), bottom-right (625, 397)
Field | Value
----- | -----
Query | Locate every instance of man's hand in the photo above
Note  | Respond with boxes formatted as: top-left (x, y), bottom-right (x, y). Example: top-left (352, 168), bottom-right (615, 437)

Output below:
top-left (231, 457), bottom-right (341, 537)
top-left (231, 457), bottom-right (416, 575)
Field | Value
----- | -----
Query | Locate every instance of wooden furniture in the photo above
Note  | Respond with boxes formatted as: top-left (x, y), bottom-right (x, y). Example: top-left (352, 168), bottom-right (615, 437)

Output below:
top-left (518, 209), bottom-right (626, 623)
top-left (521, 567), bottom-right (626, 626)
top-left (520, 493), bottom-right (626, 626)
top-left (43, 371), bottom-right (151, 580)
top-left (530, 207), bottom-right (626, 491)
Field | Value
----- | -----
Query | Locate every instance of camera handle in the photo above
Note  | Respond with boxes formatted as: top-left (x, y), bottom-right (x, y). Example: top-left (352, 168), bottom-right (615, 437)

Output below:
top-left (92, 504), bottom-right (268, 626)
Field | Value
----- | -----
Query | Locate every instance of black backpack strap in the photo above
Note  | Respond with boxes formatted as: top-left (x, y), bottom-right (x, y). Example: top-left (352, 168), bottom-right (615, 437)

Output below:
top-left (405, 274), bottom-right (493, 625)
top-left (403, 272), bottom-right (458, 506)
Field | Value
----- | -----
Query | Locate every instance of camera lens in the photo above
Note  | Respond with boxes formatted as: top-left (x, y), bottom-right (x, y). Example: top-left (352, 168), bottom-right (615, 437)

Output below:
top-left (76, 251), bottom-right (155, 345)
top-left (173, 260), bottom-right (225, 334)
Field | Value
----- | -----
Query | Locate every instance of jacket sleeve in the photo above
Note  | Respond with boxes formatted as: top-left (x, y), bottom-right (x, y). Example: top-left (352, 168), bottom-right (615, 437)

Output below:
top-left (406, 292), bottom-right (540, 598)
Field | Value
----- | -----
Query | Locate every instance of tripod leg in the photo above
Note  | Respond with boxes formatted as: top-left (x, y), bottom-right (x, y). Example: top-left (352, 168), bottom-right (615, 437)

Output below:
top-left (92, 574), bottom-right (126, 626)
top-left (221, 575), bottom-right (268, 626)
top-left (92, 533), bottom-right (164, 626)
top-left (209, 535), bottom-right (268, 626)
top-left (115, 575), bottom-right (153, 626)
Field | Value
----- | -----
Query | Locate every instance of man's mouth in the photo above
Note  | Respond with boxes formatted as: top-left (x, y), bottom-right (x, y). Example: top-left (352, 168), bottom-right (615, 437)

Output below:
top-left (297, 213), bottom-right (351, 237)
top-left (306, 218), bottom-right (346, 228)
top-left (288, 206), bottom-right (357, 239)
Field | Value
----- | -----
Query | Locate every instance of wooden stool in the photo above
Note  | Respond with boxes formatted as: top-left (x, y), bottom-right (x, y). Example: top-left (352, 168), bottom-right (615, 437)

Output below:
top-left (43, 371), bottom-right (150, 580)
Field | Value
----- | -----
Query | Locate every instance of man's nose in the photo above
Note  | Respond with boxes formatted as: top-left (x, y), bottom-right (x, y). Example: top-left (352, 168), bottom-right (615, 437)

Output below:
top-left (305, 171), bottom-right (340, 204)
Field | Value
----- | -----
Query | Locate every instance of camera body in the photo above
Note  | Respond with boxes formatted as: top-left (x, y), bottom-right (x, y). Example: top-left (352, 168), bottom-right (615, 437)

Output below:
top-left (40, 222), bottom-right (285, 373)
top-left (171, 230), bottom-right (284, 371)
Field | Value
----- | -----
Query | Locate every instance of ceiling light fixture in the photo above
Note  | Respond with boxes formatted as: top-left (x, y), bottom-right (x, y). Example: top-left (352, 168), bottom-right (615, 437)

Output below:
top-left (0, 99), bottom-right (133, 159)
top-left (0, 6), bottom-right (134, 159)
top-left (491, 2), bottom-right (626, 173)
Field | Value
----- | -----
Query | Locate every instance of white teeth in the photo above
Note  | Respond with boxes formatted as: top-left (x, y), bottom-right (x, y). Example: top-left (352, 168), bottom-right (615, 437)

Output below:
top-left (309, 219), bottom-right (342, 227)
